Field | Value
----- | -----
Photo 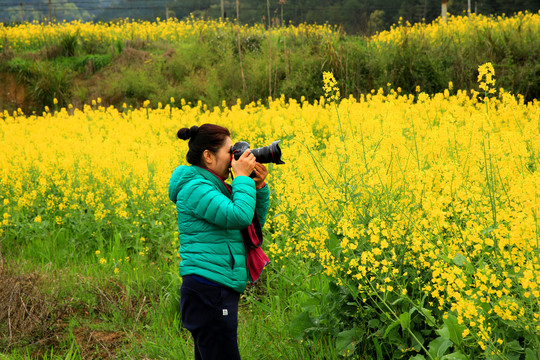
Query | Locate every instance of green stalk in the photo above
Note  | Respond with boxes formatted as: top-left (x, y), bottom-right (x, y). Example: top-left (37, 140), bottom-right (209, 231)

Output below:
top-left (359, 124), bottom-right (370, 174)
top-left (534, 193), bottom-right (539, 272)
top-left (348, 278), bottom-right (435, 360)
top-left (282, 127), bottom-right (337, 188)
top-left (332, 98), bottom-right (351, 205)
top-left (410, 114), bottom-right (421, 170)
top-left (481, 133), bottom-right (498, 255)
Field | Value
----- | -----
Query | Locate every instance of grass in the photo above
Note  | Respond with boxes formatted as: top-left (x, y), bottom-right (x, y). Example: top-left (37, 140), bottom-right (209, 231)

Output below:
top-left (0, 237), bottom-right (339, 359)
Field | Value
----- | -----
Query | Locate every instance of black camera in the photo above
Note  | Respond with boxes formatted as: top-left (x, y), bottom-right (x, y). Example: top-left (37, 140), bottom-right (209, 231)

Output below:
top-left (231, 140), bottom-right (285, 164)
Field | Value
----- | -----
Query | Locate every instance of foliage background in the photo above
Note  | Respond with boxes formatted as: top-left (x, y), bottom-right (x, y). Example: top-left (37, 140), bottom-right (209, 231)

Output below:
top-left (1, 12), bottom-right (540, 114)
top-left (1, 0), bottom-right (539, 35)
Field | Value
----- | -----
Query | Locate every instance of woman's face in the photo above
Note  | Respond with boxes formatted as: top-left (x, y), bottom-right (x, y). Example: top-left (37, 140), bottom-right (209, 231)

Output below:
top-left (205, 136), bottom-right (233, 180)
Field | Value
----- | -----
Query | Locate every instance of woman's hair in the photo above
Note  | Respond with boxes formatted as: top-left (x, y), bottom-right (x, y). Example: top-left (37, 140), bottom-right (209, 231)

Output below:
top-left (177, 123), bottom-right (231, 166)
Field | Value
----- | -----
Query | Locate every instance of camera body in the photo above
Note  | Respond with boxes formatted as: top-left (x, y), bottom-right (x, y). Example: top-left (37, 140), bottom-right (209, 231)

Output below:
top-left (231, 140), bottom-right (285, 165)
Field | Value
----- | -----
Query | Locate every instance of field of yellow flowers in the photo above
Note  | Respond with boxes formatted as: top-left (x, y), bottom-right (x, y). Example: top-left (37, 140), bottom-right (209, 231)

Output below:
top-left (1, 63), bottom-right (538, 358)
top-left (2, 12), bottom-right (538, 53)
top-left (0, 15), bottom-right (337, 53)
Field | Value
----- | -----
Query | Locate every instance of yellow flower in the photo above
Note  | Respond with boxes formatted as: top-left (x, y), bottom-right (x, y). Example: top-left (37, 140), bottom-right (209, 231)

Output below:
top-left (477, 62), bottom-right (496, 94)
top-left (99, 258), bottom-right (107, 264)
top-left (34, 215), bottom-right (42, 223)
top-left (322, 71), bottom-right (339, 101)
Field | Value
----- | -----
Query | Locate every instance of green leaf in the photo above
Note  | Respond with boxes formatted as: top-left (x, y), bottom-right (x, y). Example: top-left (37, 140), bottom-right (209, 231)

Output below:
top-left (410, 355), bottom-right (426, 360)
top-left (368, 319), bottom-right (381, 329)
top-left (415, 306), bottom-right (436, 326)
top-left (429, 337), bottom-right (453, 359)
top-left (383, 318), bottom-right (401, 338)
top-left (336, 328), bottom-right (362, 355)
top-left (452, 253), bottom-right (467, 266)
top-left (436, 314), bottom-right (464, 346)
top-left (525, 347), bottom-right (540, 360)
top-left (289, 311), bottom-right (315, 340)
top-left (441, 351), bottom-right (469, 360)
top-left (373, 337), bottom-right (383, 360)
top-left (481, 224), bottom-right (498, 236)
top-left (507, 340), bottom-right (523, 352)
top-left (399, 312), bottom-right (411, 330)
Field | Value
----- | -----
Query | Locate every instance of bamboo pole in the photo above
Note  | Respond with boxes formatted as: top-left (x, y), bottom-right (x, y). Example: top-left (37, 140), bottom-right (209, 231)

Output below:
top-left (441, 0), bottom-right (448, 24)
top-left (236, 27), bottom-right (248, 97)
top-left (221, 0), bottom-right (225, 20)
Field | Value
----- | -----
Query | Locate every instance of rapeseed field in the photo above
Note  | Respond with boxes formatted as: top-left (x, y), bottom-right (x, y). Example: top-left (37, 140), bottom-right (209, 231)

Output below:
top-left (1, 66), bottom-right (538, 358)
top-left (1, 13), bottom-right (539, 359)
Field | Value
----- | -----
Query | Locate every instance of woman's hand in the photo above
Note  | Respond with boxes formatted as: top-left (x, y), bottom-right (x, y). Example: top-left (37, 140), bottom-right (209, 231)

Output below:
top-left (231, 150), bottom-right (256, 177)
top-left (252, 163), bottom-right (268, 189)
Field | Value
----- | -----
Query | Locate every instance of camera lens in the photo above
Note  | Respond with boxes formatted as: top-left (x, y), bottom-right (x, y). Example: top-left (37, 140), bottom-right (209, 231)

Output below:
top-left (231, 140), bottom-right (284, 164)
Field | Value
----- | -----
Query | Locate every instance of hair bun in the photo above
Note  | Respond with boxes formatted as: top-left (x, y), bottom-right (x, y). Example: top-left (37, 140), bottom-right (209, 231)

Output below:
top-left (177, 125), bottom-right (199, 140)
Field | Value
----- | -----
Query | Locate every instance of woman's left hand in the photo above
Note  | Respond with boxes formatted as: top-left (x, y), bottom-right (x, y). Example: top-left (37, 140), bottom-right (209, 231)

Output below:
top-left (252, 163), bottom-right (268, 189)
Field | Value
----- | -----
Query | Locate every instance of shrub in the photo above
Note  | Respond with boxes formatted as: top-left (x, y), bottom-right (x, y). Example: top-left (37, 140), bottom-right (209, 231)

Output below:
top-left (60, 33), bottom-right (78, 57)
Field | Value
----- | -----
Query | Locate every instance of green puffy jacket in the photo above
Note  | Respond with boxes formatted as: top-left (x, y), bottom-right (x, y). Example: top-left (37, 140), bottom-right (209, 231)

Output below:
top-left (168, 165), bottom-right (270, 293)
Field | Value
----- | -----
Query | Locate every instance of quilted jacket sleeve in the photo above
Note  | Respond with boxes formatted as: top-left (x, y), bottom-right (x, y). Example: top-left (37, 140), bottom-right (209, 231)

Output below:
top-left (255, 184), bottom-right (270, 228)
top-left (183, 175), bottom-right (256, 230)
top-left (168, 167), bottom-right (182, 203)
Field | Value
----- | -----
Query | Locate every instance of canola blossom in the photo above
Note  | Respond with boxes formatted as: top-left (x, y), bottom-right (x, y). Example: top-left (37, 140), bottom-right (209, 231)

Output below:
top-left (2, 11), bottom-right (539, 56)
top-left (0, 15), bottom-right (337, 53)
top-left (1, 66), bottom-right (539, 357)
top-left (373, 11), bottom-right (540, 46)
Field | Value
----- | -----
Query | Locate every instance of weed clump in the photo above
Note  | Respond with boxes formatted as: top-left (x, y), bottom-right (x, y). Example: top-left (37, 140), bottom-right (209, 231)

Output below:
top-left (0, 262), bottom-right (62, 351)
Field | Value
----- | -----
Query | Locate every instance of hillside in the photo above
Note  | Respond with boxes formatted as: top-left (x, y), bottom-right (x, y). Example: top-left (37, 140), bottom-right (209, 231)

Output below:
top-left (1, 13), bottom-right (539, 114)
top-left (2, 0), bottom-right (539, 35)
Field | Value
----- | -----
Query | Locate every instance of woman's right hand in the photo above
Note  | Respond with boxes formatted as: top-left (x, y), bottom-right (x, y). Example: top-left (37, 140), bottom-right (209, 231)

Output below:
top-left (232, 150), bottom-right (256, 177)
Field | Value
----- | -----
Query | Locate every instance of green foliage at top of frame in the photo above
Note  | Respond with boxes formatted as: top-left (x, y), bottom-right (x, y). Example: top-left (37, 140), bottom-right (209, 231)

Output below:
top-left (0, 13), bottom-right (539, 114)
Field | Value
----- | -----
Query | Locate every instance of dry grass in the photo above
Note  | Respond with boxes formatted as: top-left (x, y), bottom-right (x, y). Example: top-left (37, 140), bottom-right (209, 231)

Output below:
top-left (72, 326), bottom-right (125, 360)
top-left (0, 260), bottom-right (63, 352)
top-left (0, 256), bottom-right (142, 359)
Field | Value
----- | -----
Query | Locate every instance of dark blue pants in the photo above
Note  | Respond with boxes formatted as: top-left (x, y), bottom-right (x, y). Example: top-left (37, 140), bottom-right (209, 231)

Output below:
top-left (180, 275), bottom-right (241, 360)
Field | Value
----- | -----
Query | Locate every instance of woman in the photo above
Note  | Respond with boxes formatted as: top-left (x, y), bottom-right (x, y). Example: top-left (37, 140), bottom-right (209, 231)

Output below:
top-left (168, 123), bottom-right (270, 360)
